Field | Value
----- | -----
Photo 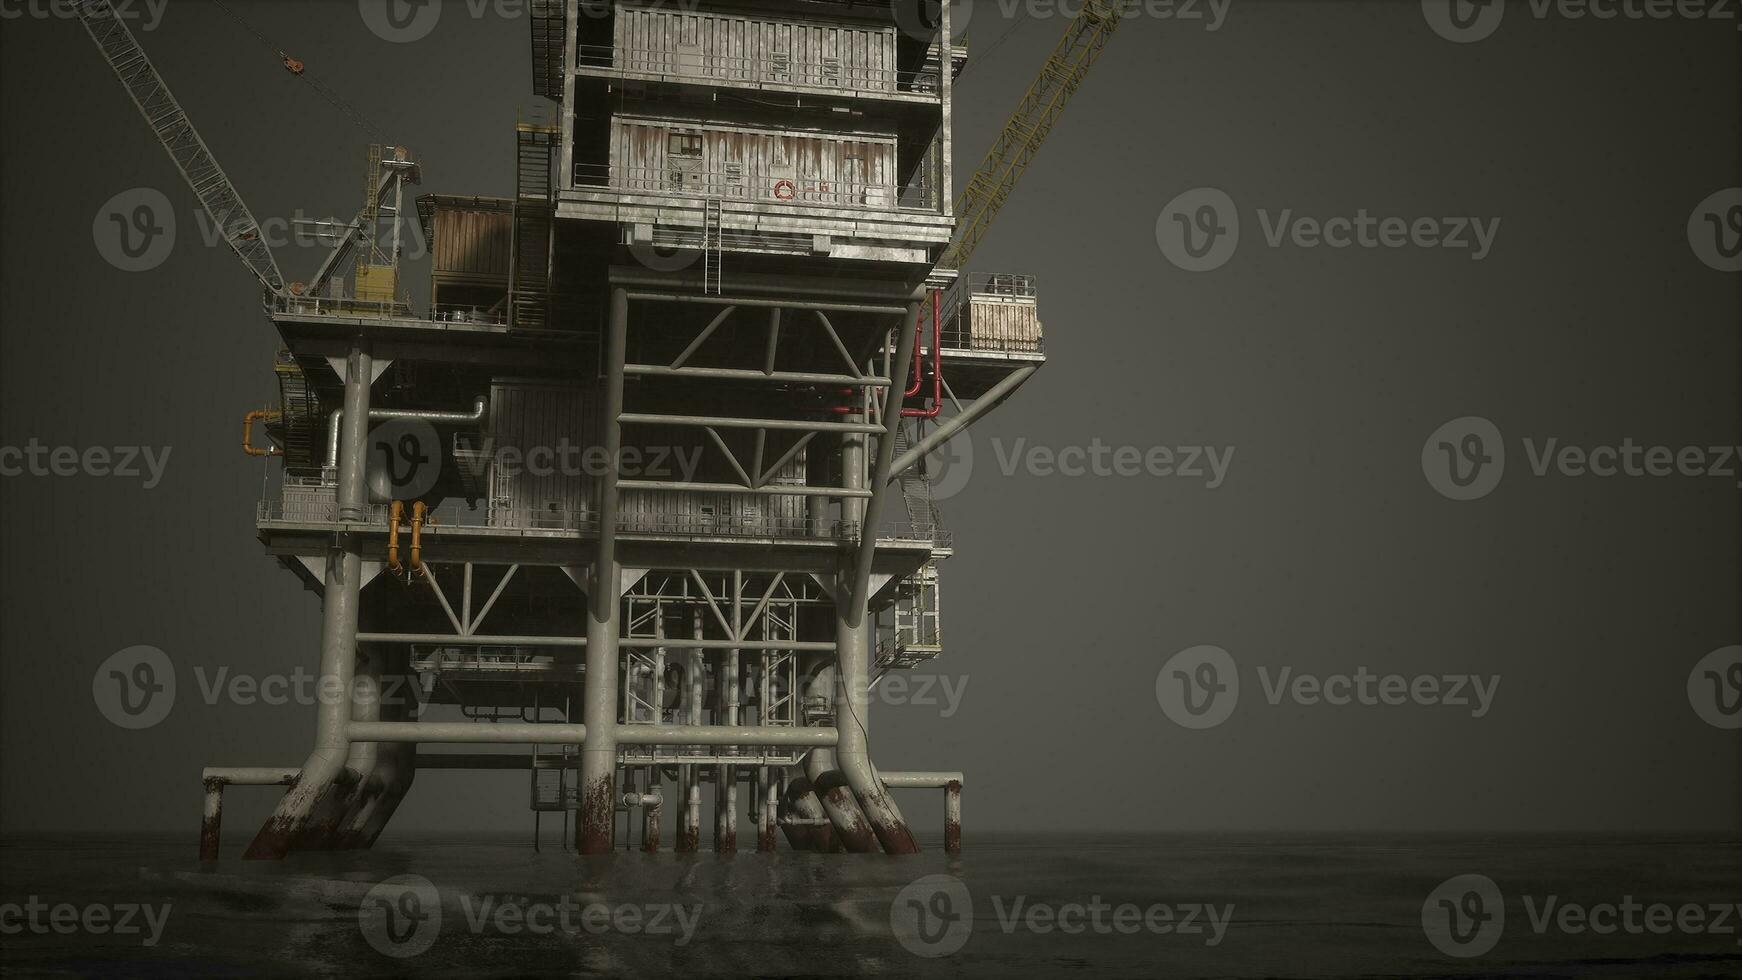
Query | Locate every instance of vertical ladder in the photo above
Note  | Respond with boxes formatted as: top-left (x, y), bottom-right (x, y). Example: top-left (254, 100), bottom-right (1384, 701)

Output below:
top-left (703, 198), bottom-right (724, 295)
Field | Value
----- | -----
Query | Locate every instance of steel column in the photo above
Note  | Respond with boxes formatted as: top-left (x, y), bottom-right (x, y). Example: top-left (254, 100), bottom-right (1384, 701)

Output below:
top-left (578, 288), bottom-right (630, 854)
top-left (244, 344), bottom-right (372, 860)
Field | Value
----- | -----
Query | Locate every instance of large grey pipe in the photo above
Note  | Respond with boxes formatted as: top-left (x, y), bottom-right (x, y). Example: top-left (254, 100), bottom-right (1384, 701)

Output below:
top-left (246, 345), bottom-right (374, 859)
top-left (803, 666), bottom-right (878, 853)
top-left (833, 305), bottom-right (923, 854)
top-left (324, 395), bottom-right (488, 470)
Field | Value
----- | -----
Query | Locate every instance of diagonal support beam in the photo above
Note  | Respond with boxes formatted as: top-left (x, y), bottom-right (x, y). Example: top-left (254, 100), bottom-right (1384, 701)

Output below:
top-left (887, 365), bottom-right (1038, 483)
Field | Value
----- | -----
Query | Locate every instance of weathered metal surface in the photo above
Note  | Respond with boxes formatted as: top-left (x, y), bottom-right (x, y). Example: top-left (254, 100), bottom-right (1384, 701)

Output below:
top-left (429, 198), bottom-right (514, 282)
top-left (608, 115), bottom-right (899, 211)
top-left (945, 780), bottom-right (962, 855)
top-left (615, 4), bottom-right (899, 93)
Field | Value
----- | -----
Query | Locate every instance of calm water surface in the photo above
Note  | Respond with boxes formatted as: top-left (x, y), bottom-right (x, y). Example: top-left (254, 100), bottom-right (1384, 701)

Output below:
top-left (2, 833), bottom-right (1738, 977)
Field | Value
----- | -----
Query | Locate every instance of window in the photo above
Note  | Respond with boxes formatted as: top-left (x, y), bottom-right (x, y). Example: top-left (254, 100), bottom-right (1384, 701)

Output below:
top-left (668, 133), bottom-right (702, 158)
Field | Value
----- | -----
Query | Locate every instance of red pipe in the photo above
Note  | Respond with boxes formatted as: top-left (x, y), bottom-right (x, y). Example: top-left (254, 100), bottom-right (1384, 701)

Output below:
top-left (826, 289), bottom-right (944, 418)
top-left (900, 289), bottom-right (943, 419)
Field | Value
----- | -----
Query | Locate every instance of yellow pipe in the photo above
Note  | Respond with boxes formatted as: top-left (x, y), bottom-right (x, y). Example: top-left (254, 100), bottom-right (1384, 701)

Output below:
top-left (242, 410), bottom-right (283, 458)
top-left (409, 501), bottom-right (427, 578)
top-left (387, 501), bottom-right (404, 575)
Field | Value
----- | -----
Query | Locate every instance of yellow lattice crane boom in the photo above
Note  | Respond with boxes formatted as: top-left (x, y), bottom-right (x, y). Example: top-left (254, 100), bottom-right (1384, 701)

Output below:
top-left (941, 0), bottom-right (1133, 270)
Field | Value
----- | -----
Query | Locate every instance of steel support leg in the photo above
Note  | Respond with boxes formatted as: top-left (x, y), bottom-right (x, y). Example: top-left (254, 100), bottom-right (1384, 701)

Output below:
top-left (578, 289), bottom-right (629, 854)
top-left (244, 344), bottom-right (372, 860)
top-left (836, 303), bottom-right (923, 854)
top-left (945, 780), bottom-right (962, 854)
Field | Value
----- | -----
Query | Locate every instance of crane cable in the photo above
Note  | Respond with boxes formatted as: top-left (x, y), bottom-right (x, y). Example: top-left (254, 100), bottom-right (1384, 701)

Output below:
top-left (209, 0), bottom-right (386, 141)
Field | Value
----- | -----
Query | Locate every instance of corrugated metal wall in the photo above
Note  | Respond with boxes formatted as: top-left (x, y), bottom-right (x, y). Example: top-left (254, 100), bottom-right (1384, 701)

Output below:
top-left (433, 206), bottom-right (513, 281)
top-left (611, 115), bottom-right (898, 208)
top-left (615, 4), bottom-right (898, 92)
top-left (618, 447), bottom-right (810, 536)
top-left (488, 382), bottom-right (591, 529)
top-left (486, 381), bottom-right (815, 535)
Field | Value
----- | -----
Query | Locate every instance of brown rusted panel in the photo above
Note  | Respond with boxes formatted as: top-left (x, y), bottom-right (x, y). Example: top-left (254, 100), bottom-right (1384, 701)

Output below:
top-left (431, 200), bottom-right (514, 281)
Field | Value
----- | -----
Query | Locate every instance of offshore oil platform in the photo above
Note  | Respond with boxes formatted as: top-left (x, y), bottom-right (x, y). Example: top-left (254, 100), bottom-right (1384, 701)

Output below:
top-left (75, 0), bottom-right (1127, 857)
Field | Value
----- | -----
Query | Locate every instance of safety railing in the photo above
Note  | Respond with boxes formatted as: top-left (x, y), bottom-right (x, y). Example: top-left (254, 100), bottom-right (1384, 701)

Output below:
top-left (577, 44), bottom-right (942, 95)
top-left (936, 273), bottom-right (1045, 355)
top-left (572, 163), bottom-right (940, 214)
top-left (272, 293), bottom-right (414, 320)
top-left (258, 496), bottom-right (950, 547)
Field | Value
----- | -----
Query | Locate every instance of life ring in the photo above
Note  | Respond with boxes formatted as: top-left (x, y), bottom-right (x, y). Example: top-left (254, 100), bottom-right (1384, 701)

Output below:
top-left (773, 179), bottom-right (796, 201)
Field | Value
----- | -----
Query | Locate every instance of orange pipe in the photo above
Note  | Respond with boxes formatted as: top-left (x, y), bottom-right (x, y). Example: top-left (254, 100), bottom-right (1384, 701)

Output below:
top-left (409, 501), bottom-right (428, 578)
top-left (242, 410), bottom-right (283, 457)
top-left (387, 501), bottom-right (404, 575)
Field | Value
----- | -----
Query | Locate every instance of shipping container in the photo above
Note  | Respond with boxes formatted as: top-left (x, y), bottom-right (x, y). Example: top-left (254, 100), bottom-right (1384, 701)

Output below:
top-left (614, 4), bottom-right (899, 93)
top-left (610, 115), bottom-right (900, 210)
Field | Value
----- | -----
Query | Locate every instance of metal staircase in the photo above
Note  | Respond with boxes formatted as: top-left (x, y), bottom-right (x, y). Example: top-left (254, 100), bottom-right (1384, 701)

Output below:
top-left (73, 0), bottom-right (285, 295)
top-left (703, 198), bottom-right (724, 294)
top-left (892, 422), bottom-right (943, 539)
top-left (272, 354), bottom-right (322, 475)
top-left (512, 121), bottom-right (558, 329)
top-left (530, 0), bottom-right (566, 101)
